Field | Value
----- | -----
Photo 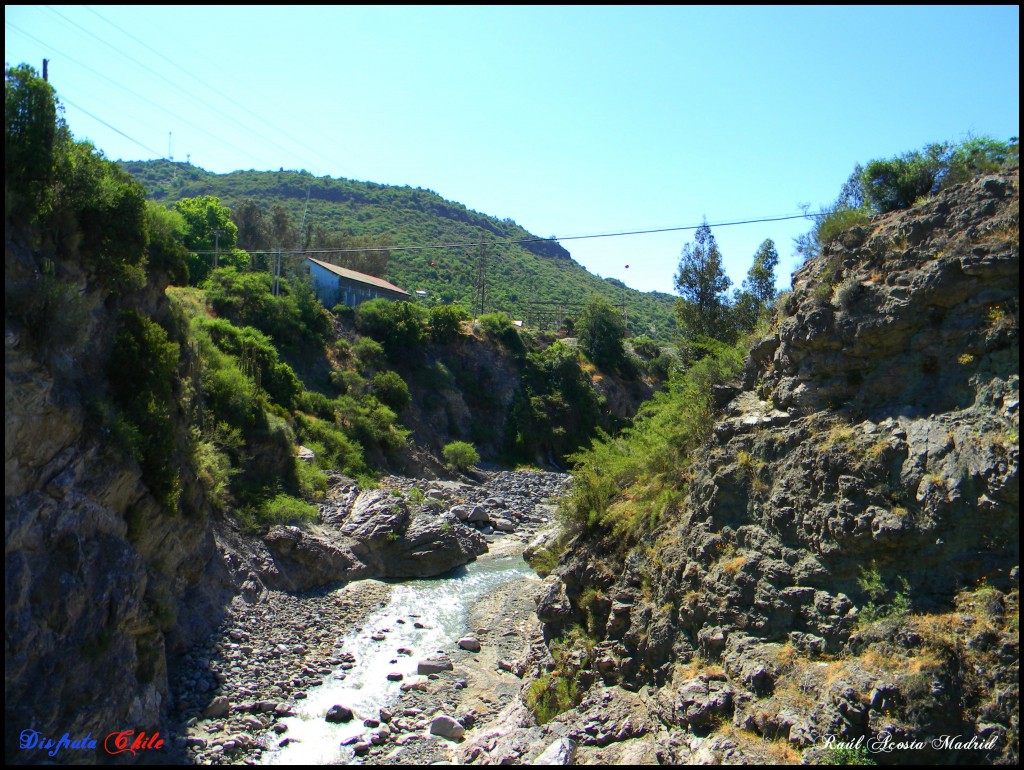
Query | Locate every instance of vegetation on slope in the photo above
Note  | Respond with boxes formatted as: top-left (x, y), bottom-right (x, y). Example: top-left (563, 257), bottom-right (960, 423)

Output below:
top-left (795, 135), bottom-right (1019, 261)
top-left (119, 159), bottom-right (679, 340)
top-left (8, 62), bottom-right (666, 537)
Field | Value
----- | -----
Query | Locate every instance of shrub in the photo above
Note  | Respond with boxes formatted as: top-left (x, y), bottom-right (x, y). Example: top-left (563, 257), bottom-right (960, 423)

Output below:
top-left (371, 370), bottom-right (411, 411)
top-left (857, 562), bottom-right (912, 624)
top-left (945, 135), bottom-right (1018, 185)
top-left (816, 206), bottom-right (871, 247)
top-left (576, 295), bottom-right (628, 372)
top-left (353, 336), bottom-right (386, 369)
top-left (822, 746), bottom-right (877, 765)
top-left (442, 441), bottom-right (480, 471)
top-left (429, 304), bottom-right (471, 341)
top-left (629, 335), bottom-right (661, 360)
top-left (562, 336), bottom-right (744, 540)
top-left (525, 672), bottom-right (579, 725)
top-left (861, 136), bottom-right (1016, 213)
top-left (195, 318), bottom-right (300, 409)
top-left (238, 493), bottom-right (318, 532)
top-left (294, 457), bottom-right (328, 499)
top-left (862, 143), bottom-right (949, 213)
top-left (205, 267), bottom-right (330, 350)
top-left (189, 425), bottom-right (237, 511)
top-left (293, 412), bottom-right (367, 477)
top-left (355, 299), bottom-right (427, 356)
top-left (109, 310), bottom-right (181, 508)
top-left (477, 312), bottom-right (512, 336)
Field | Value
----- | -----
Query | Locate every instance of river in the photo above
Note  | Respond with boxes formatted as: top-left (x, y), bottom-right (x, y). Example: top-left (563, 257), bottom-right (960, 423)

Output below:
top-left (260, 554), bottom-right (534, 765)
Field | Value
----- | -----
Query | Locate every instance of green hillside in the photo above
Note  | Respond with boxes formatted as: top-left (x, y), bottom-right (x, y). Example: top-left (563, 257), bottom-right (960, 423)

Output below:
top-left (120, 160), bottom-right (677, 340)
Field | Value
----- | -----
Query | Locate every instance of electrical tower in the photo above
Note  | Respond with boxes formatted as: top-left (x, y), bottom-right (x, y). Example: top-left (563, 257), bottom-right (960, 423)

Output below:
top-left (474, 245), bottom-right (490, 317)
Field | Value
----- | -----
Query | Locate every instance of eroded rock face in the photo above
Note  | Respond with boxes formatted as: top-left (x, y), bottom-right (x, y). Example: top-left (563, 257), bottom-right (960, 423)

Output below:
top-left (529, 170), bottom-right (1019, 764)
top-left (5, 317), bottom-right (230, 764)
top-left (261, 489), bottom-right (488, 589)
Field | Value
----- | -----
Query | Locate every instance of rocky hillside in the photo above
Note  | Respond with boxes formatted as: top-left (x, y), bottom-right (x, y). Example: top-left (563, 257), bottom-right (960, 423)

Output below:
top-left (482, 169), bottom-right (1019, 764)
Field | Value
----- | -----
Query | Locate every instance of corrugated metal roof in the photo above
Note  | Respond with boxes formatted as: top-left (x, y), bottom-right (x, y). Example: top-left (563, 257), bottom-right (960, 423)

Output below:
top-left (306, 257), bottom-right (410, 296)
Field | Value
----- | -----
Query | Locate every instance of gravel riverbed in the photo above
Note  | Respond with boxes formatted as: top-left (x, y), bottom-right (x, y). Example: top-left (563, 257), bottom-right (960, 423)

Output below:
top-left (166, 470), bottom-right (568, 765)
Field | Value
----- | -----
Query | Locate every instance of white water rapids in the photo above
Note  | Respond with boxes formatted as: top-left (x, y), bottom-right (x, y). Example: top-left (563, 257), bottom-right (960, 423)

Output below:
top-left (261, 555), bottom-right (532, 765)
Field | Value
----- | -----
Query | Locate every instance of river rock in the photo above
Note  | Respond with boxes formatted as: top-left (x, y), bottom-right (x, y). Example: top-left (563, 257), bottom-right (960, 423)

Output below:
top-left (430, 714), bottom-right (466, 740)
top-left (533, 736), bottom-right (577, 765)
top-left (418, 657), bottom-right (454, 674)
top-left (458, 636), bottom-right (482, 652)
top-left (205, 696), bottom-right (231, 718)
top-left (326, 704), bottom-right (355, 723)
top-left (400, 675), bottom-right (430, 691)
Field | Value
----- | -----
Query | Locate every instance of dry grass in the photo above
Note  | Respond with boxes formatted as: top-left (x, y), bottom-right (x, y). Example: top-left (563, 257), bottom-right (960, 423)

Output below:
top-left (825, 422), bottom-right (857, 447)
top-left (720, 555), bottom-right (746, 577)
top-left (672, 656), bottom-right (726, 683)
top-left (714, 724), bottom-right (803, 764)
top-left (770, 641), bottom-right (801, 673)
top-left (975, 221), bottom-right (1019, 247)
top-left (862, 437), bottom-right (890, 467)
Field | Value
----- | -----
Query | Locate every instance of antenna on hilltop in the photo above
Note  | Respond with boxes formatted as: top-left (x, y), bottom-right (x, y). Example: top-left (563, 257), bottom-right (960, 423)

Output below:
top-left (168, 131), bottom-right (173, 162)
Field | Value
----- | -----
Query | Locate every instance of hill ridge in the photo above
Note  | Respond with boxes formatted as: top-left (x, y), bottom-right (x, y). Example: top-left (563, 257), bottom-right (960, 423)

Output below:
top-left (120, 159), bottom-right (678, 340)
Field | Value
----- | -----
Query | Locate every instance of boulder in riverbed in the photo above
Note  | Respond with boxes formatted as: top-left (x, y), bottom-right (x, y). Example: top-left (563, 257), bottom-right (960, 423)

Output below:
top-left (326, 704), bottom-right (354, 723)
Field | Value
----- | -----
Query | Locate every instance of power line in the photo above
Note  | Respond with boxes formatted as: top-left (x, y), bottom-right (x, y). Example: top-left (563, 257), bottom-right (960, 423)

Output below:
top-left (5, 21), bottom-right (271, 167)
top-left (58, 95), bottom-right (162, 156)
top-left (191, 213), bottom-right (809, 255)
top-left (48, 5), bottom-right (338, 175)
top-left (81, 5), bottom-right (355, 177)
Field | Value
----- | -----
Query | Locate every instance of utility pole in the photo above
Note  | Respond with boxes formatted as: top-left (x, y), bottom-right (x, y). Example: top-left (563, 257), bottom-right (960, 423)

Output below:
top-left (42, 58), bottom-right (49, 81)
top-left (272, 249), bottom-right (282, 297)
top-left (212, 229), bottom-right (224, 269)
top-left (299, 183), bottom-right (312, 248)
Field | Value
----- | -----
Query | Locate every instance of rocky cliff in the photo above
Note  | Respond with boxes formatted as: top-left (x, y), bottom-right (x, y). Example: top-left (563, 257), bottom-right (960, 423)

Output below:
top-left (4, 256), bottom-right (233, 762)
top-left (480, 169), bottom-right (1019, 764)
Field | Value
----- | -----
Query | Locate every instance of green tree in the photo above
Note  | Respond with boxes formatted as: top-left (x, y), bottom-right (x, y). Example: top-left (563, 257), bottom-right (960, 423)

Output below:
top-left (355, 299), bottom-right (428, 358)
top-left (174, 195), bottom-right (239, 284)
top-left (233, 199), bottom-right (271, 254)
top-left (861, 143), bottom-right (950, 213)
top-left (145, 201), bottom-right (189, 284)
top-left (53, 139), bottom-right (148, 290)
top-left (674, 220), bottom-right (732, 343)
top-left (744, 238), bottom-right (778, 308)
top-left (270, 203), bottom-right (297, 249)
top-left (109, 310), bottom-right (181, 506)
top-left (576, 295), bottom-right (628, 371)
top-left (5, 64), bottom-right (58, 218)
top-left (732, 238), bottom-right (778, 333)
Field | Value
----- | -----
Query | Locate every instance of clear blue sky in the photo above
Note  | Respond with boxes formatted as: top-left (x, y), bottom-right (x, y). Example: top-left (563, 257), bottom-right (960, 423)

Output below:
top-left (5, 5), bottom-right (1019, 294)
